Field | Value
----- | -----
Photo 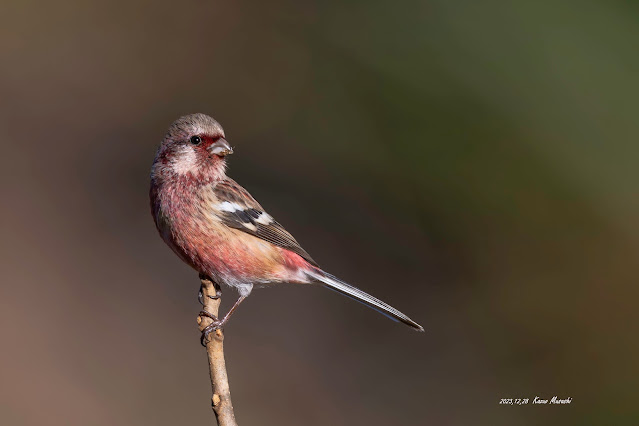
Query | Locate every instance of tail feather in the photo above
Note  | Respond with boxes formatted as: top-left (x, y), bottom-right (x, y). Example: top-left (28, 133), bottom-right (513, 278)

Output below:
top-left (306, 270), bottom-right (424, 332)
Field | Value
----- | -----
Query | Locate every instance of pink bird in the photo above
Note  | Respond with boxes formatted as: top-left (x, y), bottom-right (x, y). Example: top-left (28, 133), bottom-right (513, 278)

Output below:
top-left (150, 114), bottom-right (423, 343)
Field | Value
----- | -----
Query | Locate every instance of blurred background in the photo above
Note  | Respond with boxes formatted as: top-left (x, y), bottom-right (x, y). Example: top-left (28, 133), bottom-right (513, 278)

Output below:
top-left (1, 0), bottom-right (638, 424)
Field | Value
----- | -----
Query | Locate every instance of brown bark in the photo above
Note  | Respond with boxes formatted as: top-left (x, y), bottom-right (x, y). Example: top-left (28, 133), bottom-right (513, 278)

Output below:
top-left (197, 277), bottom-right (238, 426)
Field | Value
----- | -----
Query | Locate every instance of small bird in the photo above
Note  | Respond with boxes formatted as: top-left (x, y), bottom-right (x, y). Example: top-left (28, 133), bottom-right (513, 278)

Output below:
top-left (150, 113), bottom-right (423, 342)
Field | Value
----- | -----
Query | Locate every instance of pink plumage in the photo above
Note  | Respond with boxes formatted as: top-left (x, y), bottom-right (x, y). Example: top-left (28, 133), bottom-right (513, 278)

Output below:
top-left (150, 113), bottom-right (423, 337)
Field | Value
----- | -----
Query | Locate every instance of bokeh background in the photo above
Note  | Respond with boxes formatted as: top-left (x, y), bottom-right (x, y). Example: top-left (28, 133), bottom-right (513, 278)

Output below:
top-left (1, 1), bottom-right (638, 424)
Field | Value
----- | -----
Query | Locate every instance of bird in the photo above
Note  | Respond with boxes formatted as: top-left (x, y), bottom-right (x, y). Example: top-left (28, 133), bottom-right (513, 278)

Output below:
top-left (150, 113), bottom-right (423, 342)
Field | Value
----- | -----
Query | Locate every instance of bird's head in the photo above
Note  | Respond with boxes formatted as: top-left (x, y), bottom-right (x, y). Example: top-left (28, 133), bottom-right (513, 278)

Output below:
top-left (152, 113), bottom-right (233, 183)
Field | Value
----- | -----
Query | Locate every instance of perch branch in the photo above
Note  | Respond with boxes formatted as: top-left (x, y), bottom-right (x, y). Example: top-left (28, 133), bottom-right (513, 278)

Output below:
top-left (197, 276), bottom-right (238, 426)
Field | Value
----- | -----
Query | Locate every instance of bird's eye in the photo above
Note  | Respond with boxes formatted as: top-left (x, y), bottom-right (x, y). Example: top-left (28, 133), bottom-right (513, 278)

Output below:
top-left (190, 136), bottom-right (202, 145)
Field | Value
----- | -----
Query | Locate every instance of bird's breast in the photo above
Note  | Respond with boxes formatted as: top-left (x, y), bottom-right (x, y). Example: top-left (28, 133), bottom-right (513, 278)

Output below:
top-left (153, 183), bottom-right (293, 284)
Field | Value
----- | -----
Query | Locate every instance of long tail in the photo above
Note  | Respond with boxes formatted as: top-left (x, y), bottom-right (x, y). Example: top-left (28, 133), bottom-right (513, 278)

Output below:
top-left (306, 269), bottom-right (424, 332)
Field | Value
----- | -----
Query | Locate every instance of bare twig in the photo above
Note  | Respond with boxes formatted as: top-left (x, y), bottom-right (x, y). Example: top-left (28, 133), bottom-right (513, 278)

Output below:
top-left (197, 277), bottom-right (238, 426)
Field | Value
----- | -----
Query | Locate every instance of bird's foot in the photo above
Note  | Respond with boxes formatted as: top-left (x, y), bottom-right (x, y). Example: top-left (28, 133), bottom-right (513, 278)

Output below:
top-left (199, 310), bottom-right (225, 346)
top-left (198, 281), bottom-right (221, 306)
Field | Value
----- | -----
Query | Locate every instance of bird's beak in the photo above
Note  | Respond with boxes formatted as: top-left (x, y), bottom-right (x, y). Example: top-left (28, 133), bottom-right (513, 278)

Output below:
top-left (208, 138), bottom-right (233, 157)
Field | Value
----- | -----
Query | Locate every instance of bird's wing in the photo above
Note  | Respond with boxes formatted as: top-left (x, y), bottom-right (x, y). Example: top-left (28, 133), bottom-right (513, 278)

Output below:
top-left (211, 178), bottom-right (319, 267)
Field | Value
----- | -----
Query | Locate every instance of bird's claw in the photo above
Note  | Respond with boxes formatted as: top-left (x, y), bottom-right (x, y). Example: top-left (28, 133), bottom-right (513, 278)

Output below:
top-left (198, 284), bottom-right (222, 306)
top-left (199, 310), bottom-right (224, 346)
